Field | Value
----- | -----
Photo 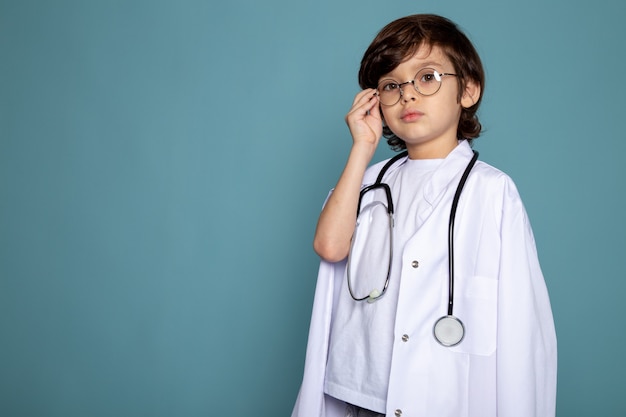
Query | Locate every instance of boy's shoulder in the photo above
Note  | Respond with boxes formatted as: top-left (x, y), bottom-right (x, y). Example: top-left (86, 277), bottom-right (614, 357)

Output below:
top-left (470, 160), bottom-right (526, 208)
top-left (473, 160), bottom-right (518, 186)
top-left (472, 159), bottom-right (510, 182)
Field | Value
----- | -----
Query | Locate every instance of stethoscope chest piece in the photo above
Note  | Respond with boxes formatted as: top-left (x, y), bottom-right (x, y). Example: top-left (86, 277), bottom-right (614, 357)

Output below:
top-left (433, 315), bottom-right (465, 347)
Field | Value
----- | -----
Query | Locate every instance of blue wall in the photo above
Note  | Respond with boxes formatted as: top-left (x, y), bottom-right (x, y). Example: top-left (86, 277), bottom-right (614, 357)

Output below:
top-left (1, 0), bottom-right (625, 415)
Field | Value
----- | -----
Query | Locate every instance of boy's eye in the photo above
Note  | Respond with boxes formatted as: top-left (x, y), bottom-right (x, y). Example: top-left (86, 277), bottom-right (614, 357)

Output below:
top-left (417, 69), bottom-right (443, 84)
top-left (380, 82), bottom-right (399, 91)
top-left (419, 72), bottom-right (437, 83)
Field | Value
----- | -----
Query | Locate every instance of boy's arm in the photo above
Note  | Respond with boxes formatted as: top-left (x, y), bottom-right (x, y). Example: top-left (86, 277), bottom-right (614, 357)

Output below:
top-left (313, 89), bottom-right (382, 262)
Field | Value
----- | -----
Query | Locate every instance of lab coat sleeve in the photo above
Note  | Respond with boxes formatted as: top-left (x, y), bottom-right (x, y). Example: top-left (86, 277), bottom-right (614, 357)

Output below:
top-left (292, 259), bottom-right (346, 417)
top-left (496, 178), bottom-right (557, 416)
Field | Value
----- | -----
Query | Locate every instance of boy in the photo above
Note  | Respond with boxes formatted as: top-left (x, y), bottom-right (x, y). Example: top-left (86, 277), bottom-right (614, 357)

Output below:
top-left (293, 14), bottom-right (557, 417)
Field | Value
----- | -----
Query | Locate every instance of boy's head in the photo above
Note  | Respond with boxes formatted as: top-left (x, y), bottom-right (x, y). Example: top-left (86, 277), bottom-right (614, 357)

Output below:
top-left (359, 14), bottom-right (485, 150)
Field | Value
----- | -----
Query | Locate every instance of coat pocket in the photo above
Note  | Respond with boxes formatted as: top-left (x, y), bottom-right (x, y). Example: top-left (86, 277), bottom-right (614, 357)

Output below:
top-left (448, 275), bottom-right (497, 356)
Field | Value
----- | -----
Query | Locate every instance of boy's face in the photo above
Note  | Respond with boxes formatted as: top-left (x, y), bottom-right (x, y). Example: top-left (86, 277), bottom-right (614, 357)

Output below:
top-left (377, 45), bottom-right (479, 159)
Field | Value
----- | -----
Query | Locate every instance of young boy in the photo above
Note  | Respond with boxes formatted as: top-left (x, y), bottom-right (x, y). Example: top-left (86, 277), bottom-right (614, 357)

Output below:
top-left (293, 14), bottom-right (557, 417)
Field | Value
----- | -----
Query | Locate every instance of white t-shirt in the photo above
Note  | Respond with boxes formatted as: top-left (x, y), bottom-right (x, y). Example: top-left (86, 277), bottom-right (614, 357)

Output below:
top-left (324, 157), bottom-right (443, 413)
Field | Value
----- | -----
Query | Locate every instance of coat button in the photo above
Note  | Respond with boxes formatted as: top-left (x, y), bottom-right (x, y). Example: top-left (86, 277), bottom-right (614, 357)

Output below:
top-left (402, 334), bottom-right (409, 342)
top-left (395, 409), bottom-right (403, 417)
top-left (411, 260), bottom-right (419, 268)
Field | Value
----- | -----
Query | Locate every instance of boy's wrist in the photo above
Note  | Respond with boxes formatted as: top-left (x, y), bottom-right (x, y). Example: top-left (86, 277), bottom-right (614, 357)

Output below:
top-left (350, 140), bottom-right (378, 161)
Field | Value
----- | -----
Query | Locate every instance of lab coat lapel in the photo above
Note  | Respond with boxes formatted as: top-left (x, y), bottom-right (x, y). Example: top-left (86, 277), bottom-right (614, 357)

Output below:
top-left (414, 141), bottom-right (475, 228)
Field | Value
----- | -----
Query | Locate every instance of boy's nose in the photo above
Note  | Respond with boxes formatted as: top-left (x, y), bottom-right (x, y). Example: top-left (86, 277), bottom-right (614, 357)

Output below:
top-left (400, 83), bottom-right (419, 102)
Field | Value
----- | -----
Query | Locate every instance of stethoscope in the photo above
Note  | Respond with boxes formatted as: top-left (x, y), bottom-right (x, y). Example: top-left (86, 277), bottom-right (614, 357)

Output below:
top-left (346, 149), bottom-right (479, 347)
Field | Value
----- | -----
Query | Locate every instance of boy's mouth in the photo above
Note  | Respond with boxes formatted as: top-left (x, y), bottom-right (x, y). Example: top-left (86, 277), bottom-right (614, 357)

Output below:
top-left (401, 109), bottom-right (423, 122)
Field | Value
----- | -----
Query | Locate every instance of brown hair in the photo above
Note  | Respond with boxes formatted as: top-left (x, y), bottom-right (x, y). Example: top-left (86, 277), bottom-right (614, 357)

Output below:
top-left (359, 14), bottom-right (485, 150)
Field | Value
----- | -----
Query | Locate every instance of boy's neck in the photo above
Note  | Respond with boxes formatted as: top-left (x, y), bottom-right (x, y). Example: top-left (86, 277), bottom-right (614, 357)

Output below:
top-left (406, 139), bottom-right (458, 160)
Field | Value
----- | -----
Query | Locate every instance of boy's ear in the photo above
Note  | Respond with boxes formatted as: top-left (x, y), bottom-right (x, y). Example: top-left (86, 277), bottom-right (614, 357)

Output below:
top-left (461, 80), bottom-right (481, 108)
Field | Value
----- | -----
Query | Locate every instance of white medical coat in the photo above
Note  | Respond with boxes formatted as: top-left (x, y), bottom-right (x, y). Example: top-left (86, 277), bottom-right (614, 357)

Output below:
top-left (292, 142), bottom-right (557, 417)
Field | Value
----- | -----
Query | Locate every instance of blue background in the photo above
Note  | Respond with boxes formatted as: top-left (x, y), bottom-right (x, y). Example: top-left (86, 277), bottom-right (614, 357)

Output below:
top-left (1, 0), bottom-right (624, 415)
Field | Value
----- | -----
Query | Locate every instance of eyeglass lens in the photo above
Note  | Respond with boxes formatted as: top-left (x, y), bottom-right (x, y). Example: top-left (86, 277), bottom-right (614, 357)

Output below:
top-left (376, 68), bottom-right (445, 106)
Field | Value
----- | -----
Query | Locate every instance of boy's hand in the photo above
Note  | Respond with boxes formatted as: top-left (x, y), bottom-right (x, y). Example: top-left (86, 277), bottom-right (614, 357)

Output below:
top-left (345, 89), bottom-right (383, 151)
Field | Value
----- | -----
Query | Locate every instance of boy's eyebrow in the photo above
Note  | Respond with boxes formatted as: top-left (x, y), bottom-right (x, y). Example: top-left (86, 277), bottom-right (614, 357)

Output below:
top-left (382, 61), bottom-right (447, 79)
top-left (416, 60), bottom-right (446, 69)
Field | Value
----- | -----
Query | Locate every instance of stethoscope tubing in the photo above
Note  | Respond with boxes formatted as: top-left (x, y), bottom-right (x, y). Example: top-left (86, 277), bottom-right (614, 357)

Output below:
top-left (447, 150), bottom-right (479, 316)
top-left (351, 148), bottom-right (479, 346)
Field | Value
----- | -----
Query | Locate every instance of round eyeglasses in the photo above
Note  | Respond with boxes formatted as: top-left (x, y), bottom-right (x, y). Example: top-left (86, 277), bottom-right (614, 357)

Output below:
top-left (376, 68), bottom-right (458, 106)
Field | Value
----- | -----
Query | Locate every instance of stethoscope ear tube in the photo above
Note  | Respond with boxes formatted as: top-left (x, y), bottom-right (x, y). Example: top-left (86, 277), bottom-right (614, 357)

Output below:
top-left (374, 151), bottom-right (409, 185)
